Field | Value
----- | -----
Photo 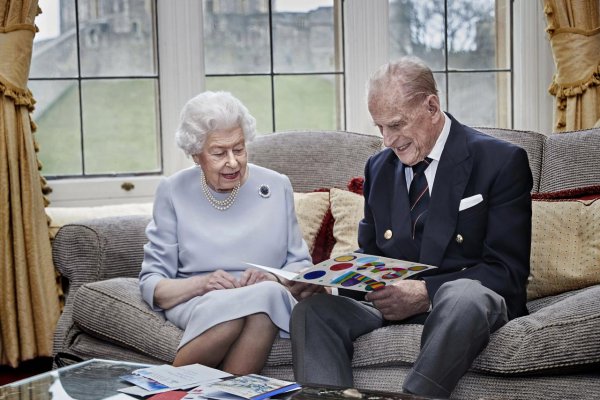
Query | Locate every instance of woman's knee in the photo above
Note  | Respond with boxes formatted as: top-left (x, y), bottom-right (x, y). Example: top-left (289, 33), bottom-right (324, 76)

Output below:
top-left (256, 280), bottom-right (294, 300)
top-left (245, 312), bottom-right (276, 328)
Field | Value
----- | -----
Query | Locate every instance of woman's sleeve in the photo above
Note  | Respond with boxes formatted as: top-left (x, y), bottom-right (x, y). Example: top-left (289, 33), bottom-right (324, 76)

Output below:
top-left (139, 178), bottom-right (179, 311)
top-left (282, 175), bottom-right (313, 272)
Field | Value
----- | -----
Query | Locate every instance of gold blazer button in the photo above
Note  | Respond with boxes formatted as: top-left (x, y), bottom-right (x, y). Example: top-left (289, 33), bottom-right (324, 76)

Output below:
top-left (455, 234), bottom-right (464, 244)
top-left (384, 229), bottom-right (393, 240)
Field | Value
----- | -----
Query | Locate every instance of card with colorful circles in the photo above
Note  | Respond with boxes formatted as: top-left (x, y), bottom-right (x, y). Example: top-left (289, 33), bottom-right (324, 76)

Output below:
top-left (247, 253), bottom-right (436, 292)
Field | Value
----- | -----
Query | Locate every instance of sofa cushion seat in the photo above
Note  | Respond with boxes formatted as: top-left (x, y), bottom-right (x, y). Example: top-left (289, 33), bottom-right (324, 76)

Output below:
top-left (350, 285), bottom-right (600, 375)
top-left (73, 278), bottom-right (600, 376)
top-left (352, 284), bottom-right (600, 375)
top-left (71, 278), bottom-right (304, 366)
top-left (473, 284), bottom-right (600, 374)
top-left (73, 277), bottom-right (181, 363)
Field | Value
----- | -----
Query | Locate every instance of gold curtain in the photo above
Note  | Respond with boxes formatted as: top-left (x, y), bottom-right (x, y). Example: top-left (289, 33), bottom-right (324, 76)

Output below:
top-left (543, 0), bottom-right (600, 132)
top-left (0, 0), bottom-right (60, 367)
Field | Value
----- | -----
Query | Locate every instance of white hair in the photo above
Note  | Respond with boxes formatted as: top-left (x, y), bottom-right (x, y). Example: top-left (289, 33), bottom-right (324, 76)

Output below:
top-left (367, 56), bottom-right (438, 107)
top-left (175, 91), bottom-right (257, 156)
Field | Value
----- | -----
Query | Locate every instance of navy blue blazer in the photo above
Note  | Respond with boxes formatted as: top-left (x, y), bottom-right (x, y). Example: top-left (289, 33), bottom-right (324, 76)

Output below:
top-left (357, 115), bottom-right (532, 320)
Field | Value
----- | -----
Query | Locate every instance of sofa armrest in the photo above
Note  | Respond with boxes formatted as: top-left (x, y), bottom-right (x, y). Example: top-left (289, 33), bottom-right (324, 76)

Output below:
top-left (53, 215), bottom-right (151, 290)
top-left (52, 215), bottom-right (151, 359)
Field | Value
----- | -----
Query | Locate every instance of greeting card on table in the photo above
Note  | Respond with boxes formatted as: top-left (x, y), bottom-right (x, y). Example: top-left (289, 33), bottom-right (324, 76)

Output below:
top-left (203, 374), bottom-right (300, 400)
top-left (118, 363), bottom-right (231, 397)
top-left (247, 252), bottom-right (436, 292)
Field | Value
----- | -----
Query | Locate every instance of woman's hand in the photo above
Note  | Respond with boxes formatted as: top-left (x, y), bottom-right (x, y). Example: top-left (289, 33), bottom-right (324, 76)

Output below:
top-left (154, 270), bottom-right (239, 309)
top-left (202, 269), bottom-right (241, 292)
top-left (239, 268), bottom-right (278, 286)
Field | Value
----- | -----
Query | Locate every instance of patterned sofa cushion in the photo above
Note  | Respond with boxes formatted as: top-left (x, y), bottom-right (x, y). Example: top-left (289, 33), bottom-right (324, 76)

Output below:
top-left (528, 197), bottom-right (600, 300)
top-left (329, 188), bottom-right (364, 257)
top-left (73, 277), bottom-right (180, 363)
top-left (476, 127), bottom-right (545, 193)
top-left (248, 131), bottom-right (382, 193)
top-left (539, 127), bottom-right (600, 192)
top-left (293, 191), bottom-right (330, 254)
top-left (353, 284), bottom-right (600, 374)
top-left (73, 277), bottom-right (600, 376)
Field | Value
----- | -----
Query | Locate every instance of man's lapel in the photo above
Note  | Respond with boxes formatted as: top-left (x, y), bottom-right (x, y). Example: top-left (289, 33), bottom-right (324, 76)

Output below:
top-left (420, 122), bottom-right (472, 267)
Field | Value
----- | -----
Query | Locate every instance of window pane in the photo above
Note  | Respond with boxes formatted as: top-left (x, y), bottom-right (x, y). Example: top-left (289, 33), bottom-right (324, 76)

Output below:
top-left (447, 0), bottom-right (509, 70)
top-left (273, 0), bottom-right (340, 73)
top-left (205, 76), bottom-right (274, 133)
top-left (30, 80), bottom-right (82, 176)
top-left (31, 0), bottom-right (78, 78)
top-left (81, 79), bottom-right (160, 174)
top-left (433, 72), bottom-right (447, 111)
top-left (447, 72), bottom-right (511, 127)
top-left (78, 0), bottom-right (157, 77)
top-left (389, 0), bottom-right (445, 70)
top-left (274, 75), bottom-right (342, 131)
top-left (203, 0), bottom-right (270, 74)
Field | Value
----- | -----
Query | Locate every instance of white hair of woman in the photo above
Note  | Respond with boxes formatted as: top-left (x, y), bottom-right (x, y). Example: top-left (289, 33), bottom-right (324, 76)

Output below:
top-left (176, 91), bottom-right (257, 157)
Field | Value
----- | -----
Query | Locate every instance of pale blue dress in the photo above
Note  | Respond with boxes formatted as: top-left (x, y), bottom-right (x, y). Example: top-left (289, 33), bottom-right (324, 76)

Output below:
top-left (139, 164), bottom-right (312, 349)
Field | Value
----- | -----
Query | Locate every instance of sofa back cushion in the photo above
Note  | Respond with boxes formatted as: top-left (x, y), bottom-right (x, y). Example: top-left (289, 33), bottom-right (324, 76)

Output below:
top-left (528, 197), bottom-right (600, 300)
top-left (248, 130), bottom-right (383, 193)
top-left (293, 192), bottom-right (331, 254)
top-left (476, 127), bottom-right (545, 193)
top-left (329, 187), bottom-right (364, 258)
top-left (539, 127), bottom-right (600, 192)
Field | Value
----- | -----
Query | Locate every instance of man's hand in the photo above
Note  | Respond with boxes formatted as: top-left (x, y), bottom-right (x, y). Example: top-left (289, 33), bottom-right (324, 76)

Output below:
top-left (287, 280), bottom-right (327, 300)
top-left (365, 280), bottom-right (430, 321)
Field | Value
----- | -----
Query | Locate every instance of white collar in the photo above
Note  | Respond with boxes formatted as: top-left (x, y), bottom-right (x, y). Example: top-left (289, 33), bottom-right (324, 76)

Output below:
top-left (427, 112), bottom-right (451, 162)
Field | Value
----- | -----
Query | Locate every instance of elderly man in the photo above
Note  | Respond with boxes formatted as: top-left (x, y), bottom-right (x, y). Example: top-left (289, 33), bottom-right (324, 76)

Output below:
top-left (289, 57), bottom-right (532, 398)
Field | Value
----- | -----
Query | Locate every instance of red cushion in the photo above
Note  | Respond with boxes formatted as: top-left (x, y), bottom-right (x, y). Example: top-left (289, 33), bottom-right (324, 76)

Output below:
top-left (310, 188), bottom-right (335, 263)
top-left (311, 207), bottom-right (335, 264)
top-left (347, 176), bottom-right (364, 195)
top-left (532, 185), bottom-right (600, 201)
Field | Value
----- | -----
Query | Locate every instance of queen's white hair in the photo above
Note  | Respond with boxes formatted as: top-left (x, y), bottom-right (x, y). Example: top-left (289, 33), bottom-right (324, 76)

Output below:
top-left (175, 91), bottom-right (257, 157)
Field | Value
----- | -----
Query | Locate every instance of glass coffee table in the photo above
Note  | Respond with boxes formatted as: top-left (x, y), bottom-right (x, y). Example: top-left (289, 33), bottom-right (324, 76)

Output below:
top-left (0, 358), bottom-right (434, 400)
top-left (0, 358), bottom-right (152, 400)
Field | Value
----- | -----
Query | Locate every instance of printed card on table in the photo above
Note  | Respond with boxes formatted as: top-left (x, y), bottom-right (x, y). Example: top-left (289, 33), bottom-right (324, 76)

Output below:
top-left (247, 252), bottom-right (437, 292)
top-left (203, 374), bottom-right (300, 400)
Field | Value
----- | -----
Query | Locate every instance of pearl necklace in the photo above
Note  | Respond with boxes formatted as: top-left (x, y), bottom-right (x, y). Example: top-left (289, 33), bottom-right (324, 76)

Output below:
top-left (200, 170), bottom-right (240, 211)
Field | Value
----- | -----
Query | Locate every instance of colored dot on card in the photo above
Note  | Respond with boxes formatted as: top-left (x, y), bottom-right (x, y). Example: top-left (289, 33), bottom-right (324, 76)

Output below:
top-left (334, 255), bottom-right (356, 262)
top-left (330, 263), bottom-right (354, 271)
top-left (409, 266), bottom-right (428, 271)
top-left (303, 270), bottom-right (327, 280)
top-left (356, 256), bottom-right (378, 263)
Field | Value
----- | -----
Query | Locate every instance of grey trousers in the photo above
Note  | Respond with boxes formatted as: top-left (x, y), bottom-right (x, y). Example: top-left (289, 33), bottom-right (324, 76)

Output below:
top-left (290, 279), bottom-right (508, 399)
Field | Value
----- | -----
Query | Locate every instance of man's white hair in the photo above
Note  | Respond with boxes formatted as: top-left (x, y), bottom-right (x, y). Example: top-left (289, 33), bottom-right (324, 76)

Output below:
top-left (367, 56), bottom-right (438, 107)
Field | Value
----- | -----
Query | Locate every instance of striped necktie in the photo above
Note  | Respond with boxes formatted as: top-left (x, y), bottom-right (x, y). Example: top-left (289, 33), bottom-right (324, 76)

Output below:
top-left (409, 157), bottom-right (432, 247)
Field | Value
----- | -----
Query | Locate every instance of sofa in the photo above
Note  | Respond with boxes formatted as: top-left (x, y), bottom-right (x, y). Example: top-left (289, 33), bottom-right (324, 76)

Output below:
top-left (51, 128), bottom-right (600, 400)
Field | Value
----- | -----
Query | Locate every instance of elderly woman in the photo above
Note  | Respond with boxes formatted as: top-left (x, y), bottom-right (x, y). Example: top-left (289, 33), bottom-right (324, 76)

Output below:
top-left (139, 91), bottom-right (311, 374)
